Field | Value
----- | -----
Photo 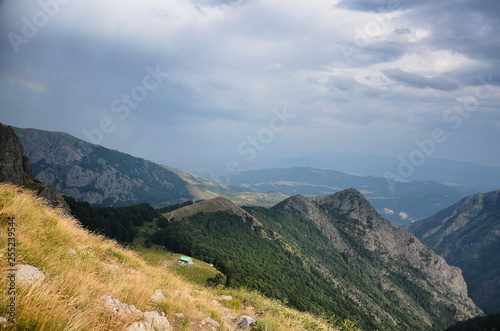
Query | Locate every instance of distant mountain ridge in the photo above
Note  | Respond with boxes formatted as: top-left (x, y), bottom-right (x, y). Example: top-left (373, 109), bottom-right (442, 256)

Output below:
top-left (223, 166), bottom-right (475, 226)
top-left (405, 190), bottom-right (500, 314)
top-left (276, 153), bottom-right (500, 192)
top-left (13, 127), bottom-right (288, 207)
top-left (152, 188), bottom-right (482, 330)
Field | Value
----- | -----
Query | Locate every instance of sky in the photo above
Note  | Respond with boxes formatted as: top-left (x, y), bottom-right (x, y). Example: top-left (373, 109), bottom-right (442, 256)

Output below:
top-left (1, 0), bottom-right (500, 174)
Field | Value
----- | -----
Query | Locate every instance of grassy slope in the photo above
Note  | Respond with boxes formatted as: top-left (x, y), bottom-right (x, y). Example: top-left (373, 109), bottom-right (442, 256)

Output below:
top-left (0, 183), bottom-right (342, 331)
top-left (134, 247), bottom-right (218, 286)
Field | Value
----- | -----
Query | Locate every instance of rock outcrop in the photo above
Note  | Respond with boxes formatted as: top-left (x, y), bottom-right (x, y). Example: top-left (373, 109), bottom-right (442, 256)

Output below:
top-left (0, 123), bottom-right (34, 185)
top-left (101, 295), bottom-right (171, 331)
top-left (150, 289), bottom-right (166, 303)
top-left (405, 189), bottom-right (500, 314)
top-left (235, 315), bottom-right (257, 330)
top-left (0, 123), bottom-right (69, 210)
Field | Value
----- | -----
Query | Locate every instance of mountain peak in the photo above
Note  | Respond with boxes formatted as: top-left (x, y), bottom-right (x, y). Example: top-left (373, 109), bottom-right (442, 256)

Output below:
top-left (279, 194), bottom-right (318, 218)
top-left (166, 196), bottom-right (263, 228)
top-left (312, 187), bottom-right (382, 224)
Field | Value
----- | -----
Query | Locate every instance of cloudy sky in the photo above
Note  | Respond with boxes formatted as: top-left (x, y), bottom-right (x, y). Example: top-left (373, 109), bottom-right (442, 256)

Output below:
top-left (1, 0), bottom-right (499, 173)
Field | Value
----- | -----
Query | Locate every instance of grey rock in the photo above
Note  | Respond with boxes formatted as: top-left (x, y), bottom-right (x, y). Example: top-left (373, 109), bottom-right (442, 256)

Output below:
top-left (101, 295), bottom-right (124, 315)
top-left (204, 317), bottom-right (220, 328)
top-left (15, 264), bottom-right (45, 287)
top-left (142, 311), bottom-right (171, 331)
top-left (219, 307), bottom-right (236, 320)
top-left (101, 295), bottom-right (170, 331)
top-left (235, 315), bottom-right (257, 330)
top-left (125, 322), bottom-right (149, 331)
top-left (0, 122), bottom-right (34, 185)
top-left (151, 289), bottom-right (166, 302)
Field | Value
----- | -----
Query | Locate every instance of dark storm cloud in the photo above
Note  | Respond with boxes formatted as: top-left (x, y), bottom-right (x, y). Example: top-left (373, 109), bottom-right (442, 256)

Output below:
top-left (415, 1), bottom-right (500, 61)
top-left (1, 0), bottom-right (499, 168)
top-left (337, 0), bottom-right (500, 67)
top-left (336, 0), bottom-right (424, 13)
top-left (383, 69), bottom-right (460, 91)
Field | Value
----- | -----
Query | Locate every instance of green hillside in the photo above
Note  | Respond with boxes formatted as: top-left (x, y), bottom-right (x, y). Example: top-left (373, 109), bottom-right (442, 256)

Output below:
top-left (150, 190), bottom-right (481, 330)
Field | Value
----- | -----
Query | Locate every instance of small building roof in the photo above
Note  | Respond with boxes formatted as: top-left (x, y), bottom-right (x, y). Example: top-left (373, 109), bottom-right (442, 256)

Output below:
top-left (179, 256), bottom-right (192, 262)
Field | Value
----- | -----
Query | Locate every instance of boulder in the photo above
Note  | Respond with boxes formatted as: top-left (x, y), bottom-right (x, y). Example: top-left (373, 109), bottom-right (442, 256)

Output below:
top-left (204, 317), bottom-right (220, 328)
top-left (219, 307), bottom-right (236, 320)
top-left (235, 315), bottom-right (257, 330)
top-left (101, 294), bottom-right (170, 331)
top-left (15, 264), bottom-right (45, 287)
top-left (151, 289), bottom-right (166, 302)
top-left (142, 311), bottom-right (170, 331)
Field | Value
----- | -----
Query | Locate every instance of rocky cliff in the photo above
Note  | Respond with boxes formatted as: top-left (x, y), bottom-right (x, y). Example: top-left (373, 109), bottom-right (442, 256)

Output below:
top-left (0, 122), bottom-right (34, 185)
top-left (0, 122), bottom-right (68, 210)
top-left (405, 190), bottom-right (500, 314)
top-left (276, 188), bottom-right (482, 328)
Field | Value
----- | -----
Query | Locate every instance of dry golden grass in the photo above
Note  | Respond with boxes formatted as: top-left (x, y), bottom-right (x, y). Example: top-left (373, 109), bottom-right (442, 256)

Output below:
top-left (0, 183), bottom-right (340, 330)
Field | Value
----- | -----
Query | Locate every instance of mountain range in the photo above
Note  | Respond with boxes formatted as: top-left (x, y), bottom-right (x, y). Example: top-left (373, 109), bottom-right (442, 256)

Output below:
top-left (14, 126), bottom-right (477, 226)
top-left (223, 167), bottom-right (475, 226)
top-left (13, 127), bottom-right (288, 208)
top-left (405, 190), bottom-right (500, 314)
top-left (150, 189), bottom-right (481, 330)
top-left (274, 153), bottom-right (500, 192)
